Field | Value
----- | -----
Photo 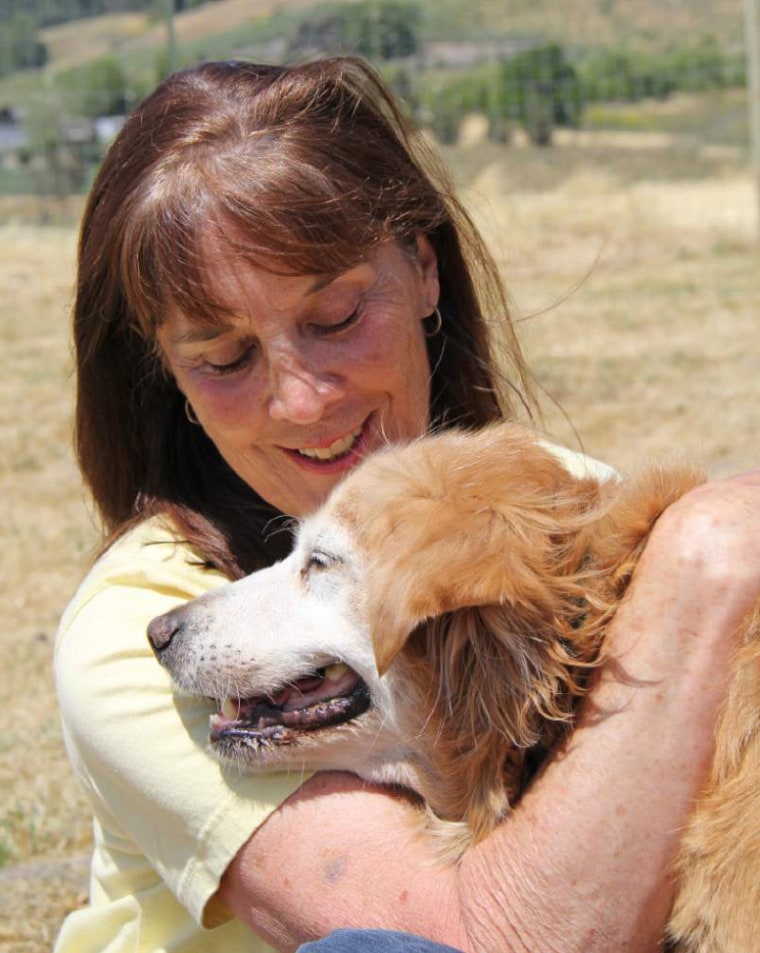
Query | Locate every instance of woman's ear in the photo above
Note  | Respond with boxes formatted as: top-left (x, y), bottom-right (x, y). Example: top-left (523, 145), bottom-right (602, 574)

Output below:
top-left (415, 233), bottom-right (439, 313)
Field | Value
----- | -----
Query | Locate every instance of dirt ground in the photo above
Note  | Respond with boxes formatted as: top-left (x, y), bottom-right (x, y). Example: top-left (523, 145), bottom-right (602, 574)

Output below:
top-left (1, 134), bottom-right (759, 952)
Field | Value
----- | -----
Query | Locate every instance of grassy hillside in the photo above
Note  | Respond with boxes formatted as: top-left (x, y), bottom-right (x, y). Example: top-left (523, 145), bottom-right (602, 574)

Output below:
top-left (428, 0), bottom-right (746, 46)
top-left (25, 0), bottom-right (750, 78)
top-left (37, 0), bottom-right (318, 69)
top-left (2, 0), bottom-right (749, 136)
top-left (0, 0), bottom-right (748, 212)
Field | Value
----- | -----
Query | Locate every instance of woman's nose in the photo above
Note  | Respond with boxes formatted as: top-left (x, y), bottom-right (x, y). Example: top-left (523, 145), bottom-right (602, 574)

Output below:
top-left (267, 355), bottom-right (344, 424)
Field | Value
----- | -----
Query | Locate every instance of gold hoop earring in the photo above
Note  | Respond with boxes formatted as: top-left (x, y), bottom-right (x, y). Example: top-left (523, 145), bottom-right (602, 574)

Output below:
top-left (424, 306), bottom-right (443, 338)
top-left (184, 399), bottom-right (201, 426)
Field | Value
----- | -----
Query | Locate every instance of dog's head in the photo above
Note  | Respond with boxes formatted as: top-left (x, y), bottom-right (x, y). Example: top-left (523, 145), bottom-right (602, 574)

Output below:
top-left (147, 508), bottom-right (397, 774)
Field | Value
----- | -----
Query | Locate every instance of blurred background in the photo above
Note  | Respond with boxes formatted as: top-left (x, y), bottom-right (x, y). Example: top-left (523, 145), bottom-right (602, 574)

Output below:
top-left (0, 0), bottom-right (756, 219)
top-left (1, 3), bottom-right (759, 951)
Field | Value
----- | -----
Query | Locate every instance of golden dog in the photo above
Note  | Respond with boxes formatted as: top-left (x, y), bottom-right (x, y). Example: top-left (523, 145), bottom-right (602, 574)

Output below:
top-left (150, 424), bottom-right (760, 952)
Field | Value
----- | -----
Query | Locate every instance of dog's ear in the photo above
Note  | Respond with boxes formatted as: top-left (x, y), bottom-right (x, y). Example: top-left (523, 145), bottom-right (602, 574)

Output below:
top-left (342, 424), bottom-right (608, 676)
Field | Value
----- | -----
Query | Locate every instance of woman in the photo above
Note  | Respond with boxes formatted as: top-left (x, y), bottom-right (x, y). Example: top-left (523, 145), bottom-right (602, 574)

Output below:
top-left (54, 57), bottom-right (760, 953)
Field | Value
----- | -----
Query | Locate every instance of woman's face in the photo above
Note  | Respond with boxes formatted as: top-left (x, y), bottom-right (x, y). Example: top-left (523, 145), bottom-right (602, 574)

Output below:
top-left (157, 236), bottom-right (439, 517)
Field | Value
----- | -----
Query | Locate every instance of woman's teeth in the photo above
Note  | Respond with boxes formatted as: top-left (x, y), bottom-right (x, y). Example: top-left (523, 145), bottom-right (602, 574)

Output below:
top-left (297, 427), bottom-right (362, 462)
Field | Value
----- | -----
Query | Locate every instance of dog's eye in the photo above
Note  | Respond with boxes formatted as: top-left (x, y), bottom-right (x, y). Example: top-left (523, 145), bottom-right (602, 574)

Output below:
top-left (306, 550), bottom-right (333, 572)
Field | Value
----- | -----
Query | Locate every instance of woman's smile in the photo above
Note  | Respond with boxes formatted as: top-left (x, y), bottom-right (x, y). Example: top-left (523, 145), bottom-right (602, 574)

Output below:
top-left (287, 421), bottom-right (367, 464)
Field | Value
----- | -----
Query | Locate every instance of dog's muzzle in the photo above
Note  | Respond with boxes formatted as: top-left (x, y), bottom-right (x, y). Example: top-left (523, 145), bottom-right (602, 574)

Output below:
top-left (148, 605), bottom-right (372, 757)
top-left (209, 665), bottom-right (372, 753)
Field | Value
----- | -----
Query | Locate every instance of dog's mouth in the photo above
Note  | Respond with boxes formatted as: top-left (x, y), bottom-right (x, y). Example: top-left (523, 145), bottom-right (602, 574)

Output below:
top-left (209, 662), bottom-right (371, 748)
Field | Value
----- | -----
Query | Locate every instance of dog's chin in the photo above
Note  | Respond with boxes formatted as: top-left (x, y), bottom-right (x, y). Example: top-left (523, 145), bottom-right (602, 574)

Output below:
top-left (207, 662), bottom-right (372, 763)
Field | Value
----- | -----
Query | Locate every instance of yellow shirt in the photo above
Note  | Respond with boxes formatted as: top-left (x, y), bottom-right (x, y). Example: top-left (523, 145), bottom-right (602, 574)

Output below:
top-left (54, 517), bottom-right (306, 953)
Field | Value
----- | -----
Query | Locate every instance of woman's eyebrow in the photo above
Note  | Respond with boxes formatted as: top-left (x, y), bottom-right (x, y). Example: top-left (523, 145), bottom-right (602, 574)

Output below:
top-left (169, 323), bottom-right (234, 346)
top-left (309, 261), bottom-right (375, 295)
top-left (307, 274), bottom-right (335, 294)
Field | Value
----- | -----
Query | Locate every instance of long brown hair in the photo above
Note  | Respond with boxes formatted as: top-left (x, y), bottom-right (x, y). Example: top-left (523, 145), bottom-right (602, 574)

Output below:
top-left (74, 56), bottom-right (537, 577)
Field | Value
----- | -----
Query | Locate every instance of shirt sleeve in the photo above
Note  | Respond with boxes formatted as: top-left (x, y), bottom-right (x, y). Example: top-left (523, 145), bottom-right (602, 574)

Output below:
top-left (54, 521), bottom-right (308, 927)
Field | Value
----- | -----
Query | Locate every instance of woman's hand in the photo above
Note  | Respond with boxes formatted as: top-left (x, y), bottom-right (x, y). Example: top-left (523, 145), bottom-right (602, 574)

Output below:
top-left (641, 468), bottom-right (760, 638)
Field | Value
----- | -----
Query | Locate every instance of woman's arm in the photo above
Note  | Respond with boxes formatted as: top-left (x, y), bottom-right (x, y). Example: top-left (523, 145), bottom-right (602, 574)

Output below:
top-left (217, 471), bottom-right (760, 953)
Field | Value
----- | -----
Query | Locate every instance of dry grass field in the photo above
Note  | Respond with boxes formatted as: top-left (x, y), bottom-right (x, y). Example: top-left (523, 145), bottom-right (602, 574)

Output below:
top-left (1, 131), bottom-right (759, 952)
top-left (452, 132), bottom-right (760, 478)
top-left (33, 0), bottom-right (746, 71)
top-left (37, 0), bottom-right (323, 69)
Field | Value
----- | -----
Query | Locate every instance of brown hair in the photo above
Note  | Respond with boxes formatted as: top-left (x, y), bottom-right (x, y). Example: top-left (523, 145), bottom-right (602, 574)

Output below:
top-left (74, 56), bottom-right (537, 577)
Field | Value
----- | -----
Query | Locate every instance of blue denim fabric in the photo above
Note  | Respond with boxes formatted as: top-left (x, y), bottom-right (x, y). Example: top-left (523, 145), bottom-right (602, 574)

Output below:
top-left (297, 929), bottom-right (463, 952)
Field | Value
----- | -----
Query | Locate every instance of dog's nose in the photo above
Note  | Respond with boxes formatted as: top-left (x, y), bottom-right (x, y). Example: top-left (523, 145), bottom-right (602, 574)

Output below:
top-left (147, 610), bottom-right (182, 656)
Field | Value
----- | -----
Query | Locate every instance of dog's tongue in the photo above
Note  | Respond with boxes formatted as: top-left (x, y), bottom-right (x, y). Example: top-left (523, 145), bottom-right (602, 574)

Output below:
top-left (269, 674), bottom-right (325, 709)
top-left (216, 663), bottom-right (359, 726)
top-left (278, 665), bottom-right (357, 711)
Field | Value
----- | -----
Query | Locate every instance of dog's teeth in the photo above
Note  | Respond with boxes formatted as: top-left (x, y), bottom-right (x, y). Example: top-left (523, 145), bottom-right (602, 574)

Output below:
top-left (221, 698), bottom-right (239, 720)
top-left (323, 662), bottom-right (349, 681)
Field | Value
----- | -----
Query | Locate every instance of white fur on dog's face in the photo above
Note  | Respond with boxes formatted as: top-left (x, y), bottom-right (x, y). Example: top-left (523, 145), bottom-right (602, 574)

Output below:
top-left (153, 498), bottom-right (421, 786)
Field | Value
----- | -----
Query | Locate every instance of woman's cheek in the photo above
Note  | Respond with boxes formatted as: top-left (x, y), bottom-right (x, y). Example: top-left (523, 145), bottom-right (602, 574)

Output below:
top-left (194, 377), bottom-right (266, 436)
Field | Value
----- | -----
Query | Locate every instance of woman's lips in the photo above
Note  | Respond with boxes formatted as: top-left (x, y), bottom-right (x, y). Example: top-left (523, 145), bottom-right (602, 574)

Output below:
top-left (295, 426), bottom-right (364, 462)
top-left (282, 417), bottom-right (374, 472)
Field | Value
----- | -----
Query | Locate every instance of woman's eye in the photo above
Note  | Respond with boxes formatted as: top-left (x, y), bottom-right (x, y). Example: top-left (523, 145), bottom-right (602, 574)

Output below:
top-left (311, 306), bottom-right (362, 337)
top-left (205, 346), bottom-right (255, 375)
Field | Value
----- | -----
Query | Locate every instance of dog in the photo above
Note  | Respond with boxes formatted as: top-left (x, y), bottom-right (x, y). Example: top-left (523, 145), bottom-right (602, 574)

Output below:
top-left (148, 423), bottom-right (760, 953)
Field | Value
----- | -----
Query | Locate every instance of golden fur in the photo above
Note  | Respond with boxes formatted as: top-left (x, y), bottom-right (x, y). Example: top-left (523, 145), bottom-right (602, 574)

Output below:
top-left (329, 425), bottom-right (760, 952)
top-left (335, 430), bottom-right (702, 823)
top-left (154, 424), bottom-right (760, 952)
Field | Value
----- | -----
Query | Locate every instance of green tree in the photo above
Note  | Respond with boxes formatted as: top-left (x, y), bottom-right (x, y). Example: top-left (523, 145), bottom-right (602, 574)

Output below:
top-left (24, 88), bottom-right (100, 201)
top-left (0, 13), bottom-right (48, 76)
top-left (57, 57), bottom-right (130, 118)
top-left (287, 1), bottom-right (421, 61)
top-left (499, 45), bottom-right (582, 146)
